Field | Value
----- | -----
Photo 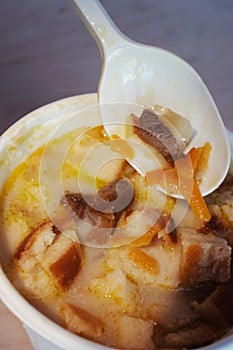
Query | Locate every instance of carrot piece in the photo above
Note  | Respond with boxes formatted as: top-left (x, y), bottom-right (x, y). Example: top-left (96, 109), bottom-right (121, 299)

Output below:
top-left (189, 142), bottom-right (212, 175)
top-left (147, 154), bottom-right (192, 197)
top-left (146, 168), bottom-right (165, 186)
top-left (174, 153), bottom-right (194, 201)
top-left (130, 221), bottom-right (162, 247)
top-left (189, 146), bottom-right (203, 171)
top-left (198, 142), bottom-right (212, 172)
top-left (146, 167), bottom-right (177, 194)
top-left (171, 154), bottom-right (211, 223)
top-left (188, 179), bottom-right (211, 223)
top-left (128, 247), bottom-right (159, 274)
top-left (146, 145), bottom-right (211, 224)
top-left (176, 146), bottom-right (211, 223)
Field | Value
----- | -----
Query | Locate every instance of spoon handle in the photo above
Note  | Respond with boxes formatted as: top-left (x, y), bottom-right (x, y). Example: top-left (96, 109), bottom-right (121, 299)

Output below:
top-left (71, 0), bottom-right (127, 59)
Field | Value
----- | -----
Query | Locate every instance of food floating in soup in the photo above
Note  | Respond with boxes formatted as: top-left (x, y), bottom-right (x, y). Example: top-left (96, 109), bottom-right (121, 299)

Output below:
top-left (0, 106), bottom-right (233, 350)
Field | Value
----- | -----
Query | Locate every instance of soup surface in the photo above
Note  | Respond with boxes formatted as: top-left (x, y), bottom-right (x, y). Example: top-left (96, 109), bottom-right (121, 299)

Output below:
top-left (0, 119), bottom-right (233, 349)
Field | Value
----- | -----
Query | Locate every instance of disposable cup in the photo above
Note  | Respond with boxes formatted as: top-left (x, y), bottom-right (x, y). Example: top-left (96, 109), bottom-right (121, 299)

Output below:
top-left (0, 93), bottom-right (233, 350)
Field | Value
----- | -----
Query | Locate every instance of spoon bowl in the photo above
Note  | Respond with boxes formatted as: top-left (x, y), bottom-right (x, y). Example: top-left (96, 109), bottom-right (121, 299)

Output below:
top-left (71, 0), bottom-right (230, 197)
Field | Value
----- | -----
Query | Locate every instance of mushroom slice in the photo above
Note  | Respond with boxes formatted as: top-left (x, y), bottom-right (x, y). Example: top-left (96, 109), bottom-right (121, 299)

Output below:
top-left (133, 108), bottom-right (183, 165)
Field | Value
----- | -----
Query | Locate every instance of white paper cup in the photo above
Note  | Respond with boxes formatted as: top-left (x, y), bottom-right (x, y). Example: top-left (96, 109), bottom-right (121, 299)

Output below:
top-left (0, 93), bottom-right (233, 350)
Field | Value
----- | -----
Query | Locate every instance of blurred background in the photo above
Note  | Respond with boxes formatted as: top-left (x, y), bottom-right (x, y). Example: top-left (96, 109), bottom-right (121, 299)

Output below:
top-left (0, 0), bottom-right (233, 134)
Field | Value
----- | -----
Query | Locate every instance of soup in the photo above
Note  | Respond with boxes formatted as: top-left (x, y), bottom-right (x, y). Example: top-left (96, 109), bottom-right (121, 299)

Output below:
top-left (0, 107), bottom-right (233, 350)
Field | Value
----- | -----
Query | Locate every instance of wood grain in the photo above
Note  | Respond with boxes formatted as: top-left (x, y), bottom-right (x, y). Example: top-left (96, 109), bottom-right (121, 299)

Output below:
top-left (0, 1), bottom-right (233, 349)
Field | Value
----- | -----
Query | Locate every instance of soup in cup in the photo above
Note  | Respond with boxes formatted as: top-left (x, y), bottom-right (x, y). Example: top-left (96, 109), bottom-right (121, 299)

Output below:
top-left (0, 93), bottom-right (233, 350)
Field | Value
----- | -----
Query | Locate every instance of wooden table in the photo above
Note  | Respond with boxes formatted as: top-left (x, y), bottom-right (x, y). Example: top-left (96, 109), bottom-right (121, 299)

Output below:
top-left (0, 301), bottom-right (33, 350)
top-left (0, 1), bottom-right (233, 348)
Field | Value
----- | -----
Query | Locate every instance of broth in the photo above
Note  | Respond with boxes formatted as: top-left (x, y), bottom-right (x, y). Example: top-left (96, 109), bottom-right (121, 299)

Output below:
top-left (0, 124), bottom-right (233, 349)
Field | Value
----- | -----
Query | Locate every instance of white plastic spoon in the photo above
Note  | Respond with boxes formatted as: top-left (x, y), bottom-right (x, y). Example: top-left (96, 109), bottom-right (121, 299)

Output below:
top-left (71, 0), bottom-right (230, 197)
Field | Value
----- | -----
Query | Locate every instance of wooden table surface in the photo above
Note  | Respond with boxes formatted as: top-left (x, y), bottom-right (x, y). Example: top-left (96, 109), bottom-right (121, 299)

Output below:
top-left (0, 1), bottom-right (233, 349)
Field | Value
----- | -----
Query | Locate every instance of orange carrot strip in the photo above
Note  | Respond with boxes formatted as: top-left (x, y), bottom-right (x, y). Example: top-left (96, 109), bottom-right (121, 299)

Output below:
top-left (146, 168), bottom-right (166, 187)
top-left (189, 142), bottom-right (212, 175)
top-left (146, 145), bottom-right (211, 223)
top-left (173, 154), bottom-right (211, 223)
top-left (174, 153), bottom-right (194, 200)
top-left (196, 142), bottom-right (212, 175)
top-left (189, 146), bottom-right (203, 171)
top-left (128, 247), bottom-right (159, 274)
top-left (188, 178), bottom-right (211, 223)
top-left (130, 222), bottom-right (162, 247)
